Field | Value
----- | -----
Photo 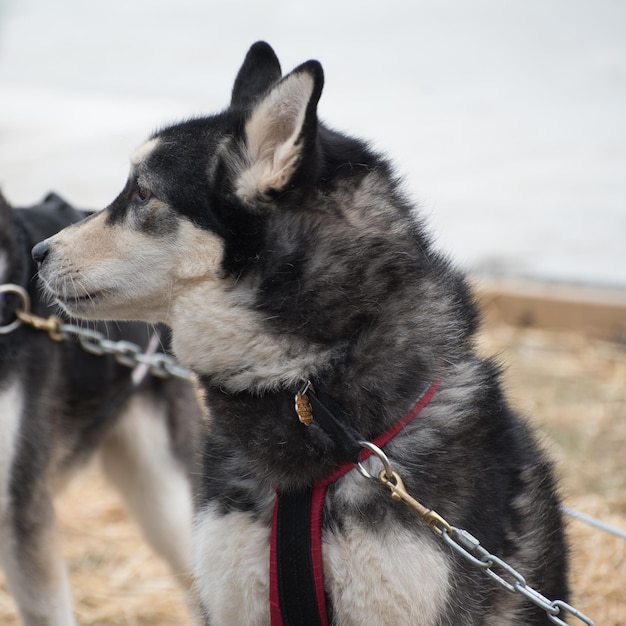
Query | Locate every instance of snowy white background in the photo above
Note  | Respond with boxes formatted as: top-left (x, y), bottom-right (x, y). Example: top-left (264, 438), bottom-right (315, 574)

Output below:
top-left (1, 0), bottom-right (625, 287)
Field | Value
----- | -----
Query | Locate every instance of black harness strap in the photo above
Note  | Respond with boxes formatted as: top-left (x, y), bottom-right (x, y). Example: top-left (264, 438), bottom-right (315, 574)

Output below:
top-left (307, 389), bottom-right (363, 464)
top-left (270, 387), bottom-right (354, 626)
top-left (271, 486), bottom-right (324, 626)
top-left (270, 379), bottom-right (441, 626)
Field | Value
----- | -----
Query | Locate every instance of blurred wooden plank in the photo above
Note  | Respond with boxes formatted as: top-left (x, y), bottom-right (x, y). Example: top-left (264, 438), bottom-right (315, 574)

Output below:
top-left (474, 277), bottom-right (626, 340)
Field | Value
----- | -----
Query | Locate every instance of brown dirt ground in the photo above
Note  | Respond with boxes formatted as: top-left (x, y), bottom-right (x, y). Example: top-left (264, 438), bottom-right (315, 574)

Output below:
top-left (1, 319), bottom-right (625, 625)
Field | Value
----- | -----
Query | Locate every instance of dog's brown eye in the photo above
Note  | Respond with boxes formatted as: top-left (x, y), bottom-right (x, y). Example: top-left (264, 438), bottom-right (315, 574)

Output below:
top-left (133, 184), bottom-right (152, 203)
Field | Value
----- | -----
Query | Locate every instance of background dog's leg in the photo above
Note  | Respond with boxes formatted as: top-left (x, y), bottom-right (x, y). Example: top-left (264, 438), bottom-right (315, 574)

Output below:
top-left (0, 381), bottom-right (77, 626)
top-left (0, 491), bottom-right (77, 626)
top-left (99, 392), bottom-right (196, 592)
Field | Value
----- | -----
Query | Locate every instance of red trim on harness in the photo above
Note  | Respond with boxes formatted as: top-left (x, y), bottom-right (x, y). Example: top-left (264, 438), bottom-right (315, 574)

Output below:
top-left (269, 501), bottom-right (282, 625)
top-left (309, 482), bottom-right (330, 625)
top-left (270, 378), bottom-right (440, 625)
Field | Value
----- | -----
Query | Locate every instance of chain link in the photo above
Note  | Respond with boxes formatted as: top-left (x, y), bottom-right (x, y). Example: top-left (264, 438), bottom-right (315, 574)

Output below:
top-left (0, 283), bottom-right (194, 382)
top-left (58, 322), bottom-right (195, 381)
top-left (440, 527), bottom-right (595, 625)
top-left (375, 468), bottom-right (595, 626)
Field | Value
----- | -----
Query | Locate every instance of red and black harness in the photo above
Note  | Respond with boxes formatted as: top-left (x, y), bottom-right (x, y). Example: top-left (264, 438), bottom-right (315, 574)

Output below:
top-left (269, 379), bottom-right (440, 626)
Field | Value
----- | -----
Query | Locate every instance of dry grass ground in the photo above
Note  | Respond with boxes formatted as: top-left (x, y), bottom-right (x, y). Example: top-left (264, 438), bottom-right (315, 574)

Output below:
top-left (479, 321), bottom-right (626, 625)
top-left (1, 319), bottom-right (625, 624)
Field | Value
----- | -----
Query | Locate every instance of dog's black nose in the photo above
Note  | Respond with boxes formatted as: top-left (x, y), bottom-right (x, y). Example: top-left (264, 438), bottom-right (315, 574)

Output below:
top-left (32, 241), bottom-right (50, 265)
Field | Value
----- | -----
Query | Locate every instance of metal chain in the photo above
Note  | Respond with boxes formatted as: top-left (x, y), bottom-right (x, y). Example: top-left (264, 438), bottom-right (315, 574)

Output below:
top-left (57, 322), bottom-right (195, 381)
top-left (0, 283), bottom-right (194, 382)
top-left (439, 525), bottom-right (594, 626)
top-left (360, 445), bottom-right (595, 626)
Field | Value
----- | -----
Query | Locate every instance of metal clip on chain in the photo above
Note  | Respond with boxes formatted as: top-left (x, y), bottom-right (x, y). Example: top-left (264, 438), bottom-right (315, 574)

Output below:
top-left (361, 441), bottom-right (595, 626)
top-left (378, 470), bottom-right (452, 537)
top-left (0, 284), bottom-right (63, 339)
top-left (16, 309), bottom-right (64, 341)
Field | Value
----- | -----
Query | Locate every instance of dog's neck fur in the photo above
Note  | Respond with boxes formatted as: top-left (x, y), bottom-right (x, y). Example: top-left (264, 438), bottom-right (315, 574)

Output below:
top-left (163, 165), bottom-right (477, 490)
top-left (185, 259), bottom-right (466, 491)
top-left (169, 283), bottom-right (334, 395)
top-left (195, 335), bottom-right (442, 491)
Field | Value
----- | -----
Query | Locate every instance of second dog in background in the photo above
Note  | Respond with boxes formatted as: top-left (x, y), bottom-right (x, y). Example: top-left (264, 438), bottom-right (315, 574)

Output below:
top-left (0, 192), bottom-right (204, 626)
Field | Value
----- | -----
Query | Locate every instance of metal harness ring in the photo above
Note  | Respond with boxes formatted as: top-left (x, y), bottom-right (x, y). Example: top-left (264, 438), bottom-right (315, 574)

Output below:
top-left (355, 441), bottom-right (394, 481)
top-left (0, 284), bottom-right (30, 335)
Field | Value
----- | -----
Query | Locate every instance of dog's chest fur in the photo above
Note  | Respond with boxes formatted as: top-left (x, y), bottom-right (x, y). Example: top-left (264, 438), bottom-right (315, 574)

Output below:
top-left (193, 470), bottom-right (451, 626)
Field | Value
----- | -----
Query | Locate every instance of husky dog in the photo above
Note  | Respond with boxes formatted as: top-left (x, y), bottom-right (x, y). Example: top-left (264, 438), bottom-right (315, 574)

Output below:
top-left (34, 43), bottom-right (568, 625)
top-left (0, 192), bottom-right (203, 626)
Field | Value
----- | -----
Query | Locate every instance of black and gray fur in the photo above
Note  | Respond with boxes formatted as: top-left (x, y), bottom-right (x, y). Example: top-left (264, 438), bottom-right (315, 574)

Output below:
top-left (34, 43), bottom-right (568, 625)
top-left (0, 193), bottom-right (203, 626)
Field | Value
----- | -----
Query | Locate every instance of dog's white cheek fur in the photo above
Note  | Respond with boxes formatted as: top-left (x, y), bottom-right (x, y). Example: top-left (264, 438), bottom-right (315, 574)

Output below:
top-left (170, 285), bottom-right (330, 393)
top-left (193, 505), bottom-right (271, 625)
top-left (38, 212), bottom-right (177, 323)
top-left (172, 221), bottom-right (224, 282)
top-left (169, 224), bottom-right (295, 388)
top-left (170, 222), bottom-right (330, 390)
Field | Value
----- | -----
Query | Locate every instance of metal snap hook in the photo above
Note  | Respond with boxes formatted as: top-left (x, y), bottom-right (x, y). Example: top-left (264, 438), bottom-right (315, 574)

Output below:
top-left (0, 284), bottom-right (30, 335)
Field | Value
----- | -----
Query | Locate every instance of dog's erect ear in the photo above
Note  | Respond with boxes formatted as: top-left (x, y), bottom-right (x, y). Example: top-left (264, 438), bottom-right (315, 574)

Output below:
top-left (231, 41), bottom-right (282, 110)
top-left (236, 60), bottom-right (324, 202)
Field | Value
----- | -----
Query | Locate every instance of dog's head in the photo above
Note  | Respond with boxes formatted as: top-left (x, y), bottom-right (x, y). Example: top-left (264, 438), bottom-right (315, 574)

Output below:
top-left (35, 42), bottom-right (463, 392)
top-left (34, 42), bottom-right (324, 317)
